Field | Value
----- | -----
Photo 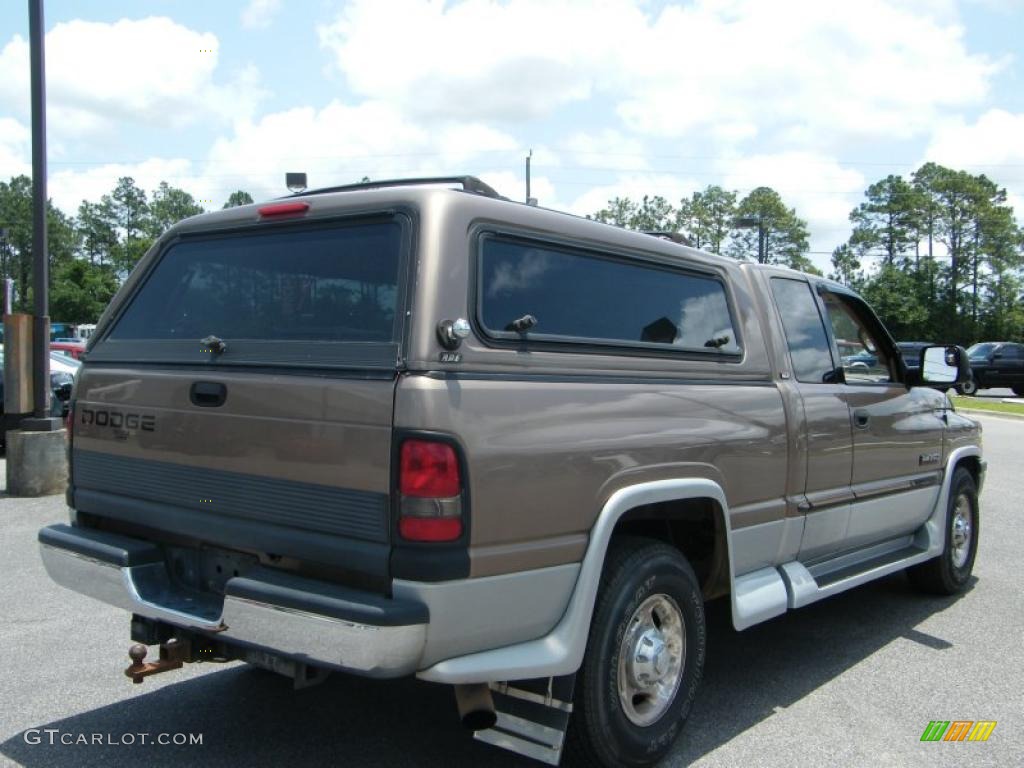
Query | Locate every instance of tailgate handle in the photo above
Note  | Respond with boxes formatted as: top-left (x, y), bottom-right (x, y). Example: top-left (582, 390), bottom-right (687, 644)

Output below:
top-left (190, 381), bottom-right (227, 407)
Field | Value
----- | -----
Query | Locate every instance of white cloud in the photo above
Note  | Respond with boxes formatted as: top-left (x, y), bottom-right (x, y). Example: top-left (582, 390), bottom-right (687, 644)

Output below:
top-left (319, 0), bottom-right (1000, 149)
top-left (0, 117), bottom-right (31, 179)
top-left (924, 109), bottom-right (1024, 216)
top-left (202, 99), bottom-right (523, 202)
top-left (614, 0), bottom-right (1000, 146)
top-left (318, 0), bottom-right (647, 122)
top-left (49, 157), bottom-right (196, 215)
top-left (718, 150), bottom-right (866, 261)
top-left (566, 173), bottom-right (701, 219)
top-left (242, 0), bottom-right (282, 30)
top-left (0, 18), bottom-right (265, 140)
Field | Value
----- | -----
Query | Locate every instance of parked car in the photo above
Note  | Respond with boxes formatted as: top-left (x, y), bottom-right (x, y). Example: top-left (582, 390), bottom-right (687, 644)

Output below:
top-left (52, 351), bottom-right (81, 370)
top-left (841, 350), bottom-right (878, 369)
top-left (961, 341), bottom-right (1024, 396)
top-left (50, 340), bottom-right (87, 360)
top-left (0, 350), bottom-right (76, 450)
top-left (38, 176), bottom-right (982, 768)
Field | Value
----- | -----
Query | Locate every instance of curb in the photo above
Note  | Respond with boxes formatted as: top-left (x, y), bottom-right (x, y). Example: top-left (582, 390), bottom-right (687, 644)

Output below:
top-left (955, 406), bottom-right (1024, 421)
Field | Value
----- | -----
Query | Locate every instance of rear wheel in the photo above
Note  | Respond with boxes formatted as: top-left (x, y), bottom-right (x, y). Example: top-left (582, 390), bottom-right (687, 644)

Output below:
top-left (565, 538), bottom-right (705, 768)
top-left (908, 467), bottom-right (978, 595)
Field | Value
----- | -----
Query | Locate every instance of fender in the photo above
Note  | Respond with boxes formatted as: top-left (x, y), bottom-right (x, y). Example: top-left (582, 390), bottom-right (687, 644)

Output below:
top-left (417, 478), bottom-right (733, 685)
top-left (916, 445), bottom-right (984, 556)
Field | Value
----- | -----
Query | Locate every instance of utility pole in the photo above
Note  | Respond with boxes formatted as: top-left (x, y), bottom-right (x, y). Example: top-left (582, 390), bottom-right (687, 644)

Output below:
top-left (525, 149), bottom-right (532, 204)
top-left (28, 0), bottom-right (55, 428)
top-left (734, 216), bottom-right (767, 263)
top-left (7, 0), bottom-right (66, 498)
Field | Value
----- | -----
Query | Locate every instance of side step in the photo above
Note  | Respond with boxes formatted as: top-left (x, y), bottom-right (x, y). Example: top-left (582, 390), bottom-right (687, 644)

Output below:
top-left (780, 537), bottom-right (934, 610)
top-left (474, 675), bottom-right (576, 766)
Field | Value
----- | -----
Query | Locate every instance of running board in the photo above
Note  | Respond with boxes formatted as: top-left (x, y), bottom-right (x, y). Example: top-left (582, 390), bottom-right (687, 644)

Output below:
top-left (474, 675), bottom-right (575, 765)
top-left (780, 540), bottom-right (933, 609)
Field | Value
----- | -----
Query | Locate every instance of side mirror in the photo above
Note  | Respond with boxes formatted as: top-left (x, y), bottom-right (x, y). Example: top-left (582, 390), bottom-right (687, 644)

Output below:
top-left (920, 345), bottom-right (970, 385)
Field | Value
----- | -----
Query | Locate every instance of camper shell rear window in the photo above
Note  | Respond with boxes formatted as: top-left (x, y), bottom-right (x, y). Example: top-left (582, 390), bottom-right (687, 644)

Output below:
top-left (90, 216), bottom-right (408, 370)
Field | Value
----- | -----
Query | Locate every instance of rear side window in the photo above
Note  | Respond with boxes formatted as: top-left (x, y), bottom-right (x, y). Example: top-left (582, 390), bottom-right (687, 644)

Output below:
top-left (771, 277), bottom-right (835, 383)
top-left (478, 237), bottom-right (740, 354)
top-left (94, 218), bottom-right (406, 369)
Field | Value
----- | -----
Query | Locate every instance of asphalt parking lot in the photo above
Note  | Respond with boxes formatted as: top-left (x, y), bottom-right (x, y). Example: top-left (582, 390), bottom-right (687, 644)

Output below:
top-left (1, 411), bottom-right (1021, 768)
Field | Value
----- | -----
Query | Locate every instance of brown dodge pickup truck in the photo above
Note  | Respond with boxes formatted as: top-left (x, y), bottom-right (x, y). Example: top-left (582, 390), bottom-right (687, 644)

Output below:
top-left (39, 177), bottom-right (983, 767)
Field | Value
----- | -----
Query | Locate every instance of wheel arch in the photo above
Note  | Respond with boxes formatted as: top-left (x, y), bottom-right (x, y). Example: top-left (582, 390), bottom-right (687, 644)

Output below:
top-left (418, 478), bottom-right (734, 684)
top-left (611, 495), bottom-right (731, 600)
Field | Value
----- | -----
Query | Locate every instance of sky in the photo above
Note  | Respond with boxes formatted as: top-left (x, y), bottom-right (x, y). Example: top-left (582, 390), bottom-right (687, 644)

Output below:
top-left (1, 0), bottom-right (1023, 270)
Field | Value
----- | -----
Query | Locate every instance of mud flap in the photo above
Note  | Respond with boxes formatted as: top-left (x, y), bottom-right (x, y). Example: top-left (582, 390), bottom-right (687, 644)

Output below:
top-left (474, 674), bottom-right (576, 765)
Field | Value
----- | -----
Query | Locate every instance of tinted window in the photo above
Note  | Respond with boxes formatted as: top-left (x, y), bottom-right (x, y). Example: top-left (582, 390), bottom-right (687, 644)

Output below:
top-left (479, 238), bottom-right (739, 353)
top-left (770, 278), bottom-right (835, 383)
top-left (110, 221), bottom-right (402, 343)
top-left (999, 345), bottom-right (1022, 360)
top-left (967, 343), bottom-right (996, 360)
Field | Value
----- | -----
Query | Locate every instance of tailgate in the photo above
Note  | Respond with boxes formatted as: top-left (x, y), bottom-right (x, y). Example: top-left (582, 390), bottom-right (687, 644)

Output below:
top-left (70, 367), bottom-right (397, 586)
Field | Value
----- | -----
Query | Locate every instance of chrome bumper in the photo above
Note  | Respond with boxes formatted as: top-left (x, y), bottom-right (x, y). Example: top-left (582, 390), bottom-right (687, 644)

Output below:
top-left (39, 525), bottom-right (427, 678)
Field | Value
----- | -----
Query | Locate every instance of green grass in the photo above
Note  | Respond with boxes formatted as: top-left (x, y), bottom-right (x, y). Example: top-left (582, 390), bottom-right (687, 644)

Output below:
top-left (949, 394), bottom-right (1024, 416)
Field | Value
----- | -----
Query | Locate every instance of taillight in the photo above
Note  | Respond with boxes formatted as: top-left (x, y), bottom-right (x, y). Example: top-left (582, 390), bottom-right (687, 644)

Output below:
top-left (398, 439), bottom-right (463, 542)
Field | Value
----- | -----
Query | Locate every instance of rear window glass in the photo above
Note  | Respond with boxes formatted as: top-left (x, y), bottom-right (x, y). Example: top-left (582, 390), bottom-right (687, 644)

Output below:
top-left (110, 220), bottom-right (402, 343)
top-left (478, 238), bottom-right (740, 353)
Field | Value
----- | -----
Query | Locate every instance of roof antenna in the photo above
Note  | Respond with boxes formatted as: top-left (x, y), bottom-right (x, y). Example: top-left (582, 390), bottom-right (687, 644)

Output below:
top-left (286, 172), bottom-right (307, 194)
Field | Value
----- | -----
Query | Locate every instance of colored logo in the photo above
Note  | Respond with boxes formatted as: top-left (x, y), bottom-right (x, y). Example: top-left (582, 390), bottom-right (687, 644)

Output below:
top-left (920, 721), bottom-right (996, 742)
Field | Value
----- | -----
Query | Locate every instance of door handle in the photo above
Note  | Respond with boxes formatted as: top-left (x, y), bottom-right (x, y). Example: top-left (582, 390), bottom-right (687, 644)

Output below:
top-left (190, 381), bottom-right (227, 407)
top-left (853, 409), bottom-right (870, 429)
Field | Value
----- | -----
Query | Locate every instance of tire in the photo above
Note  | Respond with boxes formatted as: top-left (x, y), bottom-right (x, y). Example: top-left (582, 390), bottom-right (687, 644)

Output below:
top-left (1013, 386), bottom-right (1024, 398)
top-left (565, 538), bottom-right (705, 768)
top-left (907, 467), bottom-right (979, 595)
top-left (958, 379), bottom-right (978, 396)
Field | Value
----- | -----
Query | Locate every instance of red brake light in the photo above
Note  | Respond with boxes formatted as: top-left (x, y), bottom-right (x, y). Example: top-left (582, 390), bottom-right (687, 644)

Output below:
top-left (398, 516), bottom-right (462, 542)
top-left (400, 439), bottom-right (460, 498)
top-left (258, 201), bottom-right (309, 218)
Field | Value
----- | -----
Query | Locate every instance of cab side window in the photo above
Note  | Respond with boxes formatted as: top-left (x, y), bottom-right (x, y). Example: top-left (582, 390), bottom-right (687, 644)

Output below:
top-left (770, 277), bottom-right (837, 383)
top-left (820, 292), bottom-right (895, 384)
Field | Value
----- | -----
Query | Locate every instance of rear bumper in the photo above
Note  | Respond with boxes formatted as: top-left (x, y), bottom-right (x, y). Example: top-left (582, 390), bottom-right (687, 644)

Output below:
top-left (38, 524), bottom-right (427, 678)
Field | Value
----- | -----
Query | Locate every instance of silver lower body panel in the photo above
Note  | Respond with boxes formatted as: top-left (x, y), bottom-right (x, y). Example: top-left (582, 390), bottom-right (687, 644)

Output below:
top-left (40, 542), bottom-right (427, 678)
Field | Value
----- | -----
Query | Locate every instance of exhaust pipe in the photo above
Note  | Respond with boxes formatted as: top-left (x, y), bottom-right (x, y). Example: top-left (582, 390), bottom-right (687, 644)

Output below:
top-left (454, 683), bottom-right (496, 731)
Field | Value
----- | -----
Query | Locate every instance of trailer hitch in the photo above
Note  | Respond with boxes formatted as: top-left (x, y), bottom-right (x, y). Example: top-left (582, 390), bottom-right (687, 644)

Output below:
top-left (124, 639), bottom-right (190, 684)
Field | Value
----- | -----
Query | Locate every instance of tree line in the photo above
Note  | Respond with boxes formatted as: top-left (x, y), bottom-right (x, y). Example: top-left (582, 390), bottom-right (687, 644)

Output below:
top-left (1, 164), bottom-right (1021, 344)
top-left (0, 176), bottom-right (253, 323)
top-left (590, 163), bottom-right (1023, 345)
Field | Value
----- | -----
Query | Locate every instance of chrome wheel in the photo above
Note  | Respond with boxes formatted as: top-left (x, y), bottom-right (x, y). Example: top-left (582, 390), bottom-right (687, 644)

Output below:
top-left (951, 492), bottom-right (973, 569)
top-left (617, 593), bottom-right (686, 727)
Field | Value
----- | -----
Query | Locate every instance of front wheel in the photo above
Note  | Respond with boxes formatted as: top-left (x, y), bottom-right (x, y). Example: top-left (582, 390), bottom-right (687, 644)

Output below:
top-left (908, 467), bottom-right (979, 595)
top-left (958, 379), bottom-right (979, 396)
top-left (565, 538), bottom-right (705, 768)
